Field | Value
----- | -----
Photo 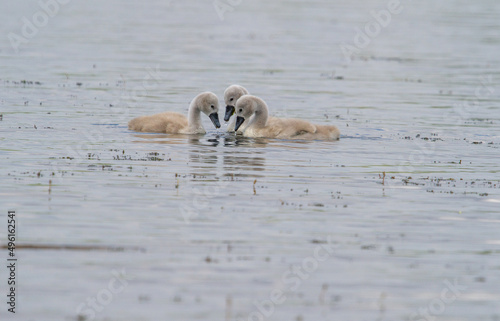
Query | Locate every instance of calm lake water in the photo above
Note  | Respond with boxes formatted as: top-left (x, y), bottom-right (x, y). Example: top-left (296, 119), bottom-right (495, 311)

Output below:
top-left (1, 0), bottom-right (499, 320)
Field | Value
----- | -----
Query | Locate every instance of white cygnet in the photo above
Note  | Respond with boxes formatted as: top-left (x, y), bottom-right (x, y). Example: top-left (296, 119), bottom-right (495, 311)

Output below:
top-left (128, 92), bottom-right (221, 134)
top-left (223, 85), bottom-right (249, 133)
top-left (234, 95), bottom-right (340, 140)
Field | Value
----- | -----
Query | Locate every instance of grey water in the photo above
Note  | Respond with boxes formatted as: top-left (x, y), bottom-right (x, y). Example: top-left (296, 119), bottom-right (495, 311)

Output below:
top-left (1, 0), bottom-right (499, 320)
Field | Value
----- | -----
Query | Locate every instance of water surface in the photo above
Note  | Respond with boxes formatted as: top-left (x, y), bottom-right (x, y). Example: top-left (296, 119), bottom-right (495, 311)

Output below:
top-left (1, 0), bottom-right (500, 320)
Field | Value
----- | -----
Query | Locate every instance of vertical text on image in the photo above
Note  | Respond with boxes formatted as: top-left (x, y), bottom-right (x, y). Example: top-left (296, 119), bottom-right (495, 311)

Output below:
top-left (6, 210), bottom-right (17, 313)
top-left (339, 0), bottom-right (407, 63)
top-left (7, 0), bottom-right (72, 53)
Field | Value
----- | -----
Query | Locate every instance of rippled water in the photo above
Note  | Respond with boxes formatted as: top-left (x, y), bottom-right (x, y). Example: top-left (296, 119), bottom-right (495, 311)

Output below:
top-left (1, 0), bottom-right (500, 320)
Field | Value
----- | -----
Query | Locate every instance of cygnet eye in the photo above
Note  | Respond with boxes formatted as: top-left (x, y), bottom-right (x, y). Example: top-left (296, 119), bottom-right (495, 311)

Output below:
top-left (230, 98), bottom-right (234, 102)
top-left (211, 105), bottom-right (215, 109)
top-left (239, 109), bottom-right (242, 113)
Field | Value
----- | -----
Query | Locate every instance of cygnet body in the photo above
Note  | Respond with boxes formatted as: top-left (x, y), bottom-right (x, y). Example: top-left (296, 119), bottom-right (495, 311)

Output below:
top-left (128, 92), bottom-right (221, 134)
top-left (234, 95), bottom-right (340, 140)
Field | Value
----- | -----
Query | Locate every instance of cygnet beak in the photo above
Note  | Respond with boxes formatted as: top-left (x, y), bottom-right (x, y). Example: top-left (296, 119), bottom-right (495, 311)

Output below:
top-left (224, 106), bottom-right (235, 122)
top-left (209, 112), bottom-right (221, 128)
top-left (234, 116), bottom-right (245, 132)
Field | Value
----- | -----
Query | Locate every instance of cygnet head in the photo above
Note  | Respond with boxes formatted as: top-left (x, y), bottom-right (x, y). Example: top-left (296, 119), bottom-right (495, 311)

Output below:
top-left (223, 85), bottom-right (249, 122)
top-left (234, 94), bottom-right (259, 131)
top-left (195, 92), bottom-right (221, 129)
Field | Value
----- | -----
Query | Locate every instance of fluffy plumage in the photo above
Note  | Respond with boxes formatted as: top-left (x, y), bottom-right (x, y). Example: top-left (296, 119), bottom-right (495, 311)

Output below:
top-left (234, 95), bottom-right (340, 140)
top-left (128, 92), bottom-right (220, 134)
top-left (223, 85), bottom-right (250, 133)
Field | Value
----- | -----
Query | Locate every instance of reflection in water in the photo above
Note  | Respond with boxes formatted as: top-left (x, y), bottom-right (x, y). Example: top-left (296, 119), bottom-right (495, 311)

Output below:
top-left (128, 131), bottom-right (333, 181)
top-left (130, 133), bottom-right (199, 144)
top-left (129, 131), bottom-right (327, 179)
top-left (189, 146), bottom-right (218, 165)
top-left (223, 153), bottom-right (266, 178)
top-left (186, 134), bottom-right (267, 178)
top-left (187, 136), bottom-right (219, 179)
top-left (222, 135), bottom-right (270, 148)
top-left (222, 135), bottom-right (267, 176)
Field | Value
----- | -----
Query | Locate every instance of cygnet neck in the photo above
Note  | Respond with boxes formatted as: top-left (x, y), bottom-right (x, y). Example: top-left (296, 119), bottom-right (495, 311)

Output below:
top-left (251, 97), bottom-right (269, 128)
top-left (187, 100), bottom-right (202, 129)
